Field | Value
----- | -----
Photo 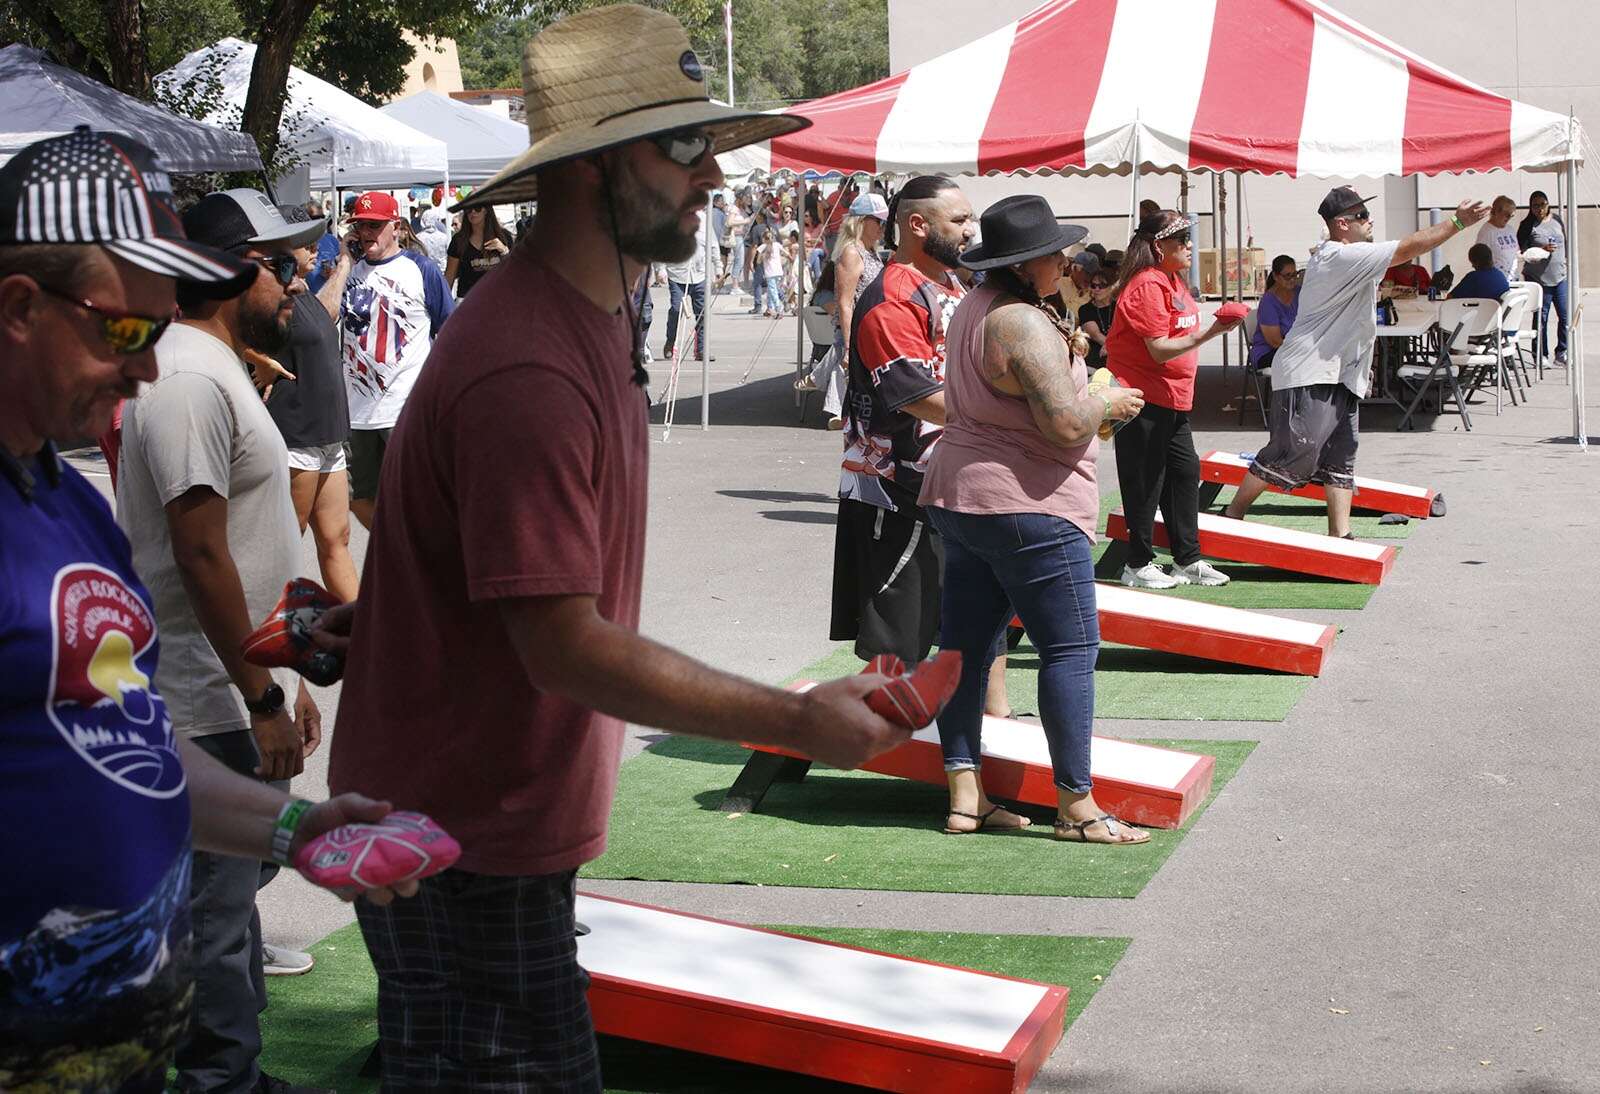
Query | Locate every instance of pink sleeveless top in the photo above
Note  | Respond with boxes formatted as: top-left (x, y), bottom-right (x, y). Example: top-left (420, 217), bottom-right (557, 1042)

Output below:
top-left (918, 283), bottom-right (1099, 539)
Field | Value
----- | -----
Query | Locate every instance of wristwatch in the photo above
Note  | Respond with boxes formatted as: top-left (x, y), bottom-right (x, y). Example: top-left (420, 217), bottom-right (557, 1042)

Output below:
top-left (244, 682), bottom-right (286, 716)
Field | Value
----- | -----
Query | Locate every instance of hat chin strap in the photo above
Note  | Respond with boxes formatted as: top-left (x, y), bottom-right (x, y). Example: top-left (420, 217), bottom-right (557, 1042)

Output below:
top-left (597, 156), bottom-right (651, 388)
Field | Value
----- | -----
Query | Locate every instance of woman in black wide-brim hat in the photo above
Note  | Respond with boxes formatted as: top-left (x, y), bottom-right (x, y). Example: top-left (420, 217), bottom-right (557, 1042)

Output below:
top-left (918, 195), bottom-right (1151, 846)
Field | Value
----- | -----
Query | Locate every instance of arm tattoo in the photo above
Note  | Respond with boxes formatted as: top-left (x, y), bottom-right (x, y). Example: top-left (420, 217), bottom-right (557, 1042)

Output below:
top-left (985, 303), bottom-right (1102, 443)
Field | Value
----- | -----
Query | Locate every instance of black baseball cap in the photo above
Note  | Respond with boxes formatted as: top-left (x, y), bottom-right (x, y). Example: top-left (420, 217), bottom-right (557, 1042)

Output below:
top-left (0, 127), bottom-right (255, 299)
top-left (1317, 186), bottom-right (1378, 221)
top-left (182, 188), bottom-right (324, 253)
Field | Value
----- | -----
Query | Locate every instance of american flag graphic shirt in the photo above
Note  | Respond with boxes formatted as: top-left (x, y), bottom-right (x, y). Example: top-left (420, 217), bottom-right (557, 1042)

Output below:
top-left (340, 251), bottom-right (455, 429)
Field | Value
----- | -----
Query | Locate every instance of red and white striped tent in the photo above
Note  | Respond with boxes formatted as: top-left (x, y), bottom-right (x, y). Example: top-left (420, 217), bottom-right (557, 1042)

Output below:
top-left (721, 0), bottom-right (1580, 179)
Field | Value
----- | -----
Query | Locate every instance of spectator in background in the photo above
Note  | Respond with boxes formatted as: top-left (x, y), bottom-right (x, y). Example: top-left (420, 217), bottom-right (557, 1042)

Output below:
top-left (305, 199), bottom-right (341, 294)
top-left (824, 180), bottom-right (858, 255)
top-left (724, 195), bottom-right (750, 294)
top-left (1522, 190), bottom-right (1569, 364)
top-left (663, 207), bottom-right (716, 358)
top-left (1384, 257), bottom-right (1431, 292)
top-left (1050, 250), bottom-right (1097, 319)
top-left (746, 211), bottom-right (772, 314)
top-left (711, 193), bottom-right (731, 291)
top-left (1077, 270), bottom-right (1115, 368)
top-left (1477, 195), bottom-right (1521, 279)
top-left (446, 205), bottom-right (514, 298)
top-left (758, 228), bottom-right (786, 317)
top-left (1102, 248), bottom-right (1124, 279)
top-left (1450, 243), bottom-right (1511, 302)
top-left (415, 206), bottom-right (452, 276)
top-left (1250, 254), bottom-right (1299, 376)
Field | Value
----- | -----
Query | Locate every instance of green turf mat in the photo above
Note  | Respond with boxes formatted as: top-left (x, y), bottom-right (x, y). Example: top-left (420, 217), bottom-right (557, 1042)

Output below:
top-left (1128, 549), bottom-right (1378, 610)
top-left (582, 736), bottom-right (1256, 898)
top-left (791, 641), bottom-right (1310, 722)
top-left (1204, 485), bottom-right (1417, 539)
top-left (258, 921), bottom-right (1128, 1094)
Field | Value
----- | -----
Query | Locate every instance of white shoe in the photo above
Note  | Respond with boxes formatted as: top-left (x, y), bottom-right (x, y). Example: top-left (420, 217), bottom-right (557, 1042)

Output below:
top-left (262, 942), bottom-right (314, 976)
top-left (1121, 563), bottom-right (1179, 589)
top-left (1173, 559), bottom-right (1231, 587)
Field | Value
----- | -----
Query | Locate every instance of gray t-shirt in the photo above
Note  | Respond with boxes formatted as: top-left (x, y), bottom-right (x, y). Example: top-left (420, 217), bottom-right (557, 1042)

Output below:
top-left (117, 324), bottom-right (298, 738)
top-left (1531, 217), bottom-right (1567, 287)
top-left (1271, 238), bottom-right (1399, 398)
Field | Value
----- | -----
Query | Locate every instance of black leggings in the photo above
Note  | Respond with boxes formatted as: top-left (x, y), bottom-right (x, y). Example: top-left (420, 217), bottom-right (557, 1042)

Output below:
top-left (1113, 404), bottom-right (1201, 568)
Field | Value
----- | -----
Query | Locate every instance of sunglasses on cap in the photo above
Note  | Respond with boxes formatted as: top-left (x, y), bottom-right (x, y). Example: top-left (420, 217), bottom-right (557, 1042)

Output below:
top-left (238, 253), bottom-right (301, 287)
top-left (36, 283), bottom-right (176, 354)
top-left (650, 129), bottom-right (714, 168)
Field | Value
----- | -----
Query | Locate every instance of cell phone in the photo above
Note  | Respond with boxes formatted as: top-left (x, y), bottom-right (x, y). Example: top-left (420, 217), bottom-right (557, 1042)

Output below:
top-left (346, 236), bottom-right (364, 258)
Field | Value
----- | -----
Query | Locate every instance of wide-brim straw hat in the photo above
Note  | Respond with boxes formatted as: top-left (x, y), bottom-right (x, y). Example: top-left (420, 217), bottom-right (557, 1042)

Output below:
top-left (458, 4), bottom-right (810, 209)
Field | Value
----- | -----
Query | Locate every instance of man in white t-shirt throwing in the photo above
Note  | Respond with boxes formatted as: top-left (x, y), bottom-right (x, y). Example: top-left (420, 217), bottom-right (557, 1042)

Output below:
top-left (341, 191), bottom-right (455, 529)
top-left (1225, 187), bottom-right (1487, 538)
top-left (1476, 195), bottom-right (1521, 279)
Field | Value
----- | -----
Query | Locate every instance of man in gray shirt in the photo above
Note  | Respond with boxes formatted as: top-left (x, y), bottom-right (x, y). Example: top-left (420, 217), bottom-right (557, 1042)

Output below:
top-left (1225, 187), bottom-right (1487, 537)
top-left (117, 189), bottom-right (327, 1094)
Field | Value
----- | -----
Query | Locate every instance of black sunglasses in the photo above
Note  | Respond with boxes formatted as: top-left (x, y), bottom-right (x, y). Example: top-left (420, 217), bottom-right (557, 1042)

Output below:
top-left (36, 283), bottom-right (176, 354)
top-left (238, 253), bottom-right (300, 287)
top-left (650, 130), bottom-right (714, 168)
top-left (1340, 209), bottom-right (1372, 222)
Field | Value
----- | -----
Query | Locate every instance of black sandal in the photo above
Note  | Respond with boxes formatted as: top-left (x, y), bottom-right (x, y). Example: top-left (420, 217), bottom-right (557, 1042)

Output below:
top-left (1052, 814), bottom-right (1149, 845)
top-left (944, 805), bottom-right (1031, 835)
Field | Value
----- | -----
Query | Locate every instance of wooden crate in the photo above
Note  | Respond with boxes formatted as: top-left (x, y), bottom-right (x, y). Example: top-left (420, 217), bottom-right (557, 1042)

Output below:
top-left (1197, 247), bottom-right (1266, 297)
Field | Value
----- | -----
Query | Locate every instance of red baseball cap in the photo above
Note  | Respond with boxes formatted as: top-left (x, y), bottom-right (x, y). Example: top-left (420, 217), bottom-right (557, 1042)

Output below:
top-left (348, 191), bottom-right (399, 222)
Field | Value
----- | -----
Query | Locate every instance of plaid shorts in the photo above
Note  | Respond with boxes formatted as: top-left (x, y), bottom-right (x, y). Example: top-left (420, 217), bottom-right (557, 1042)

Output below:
top-left (355, 869), bottom-right (601, 1092)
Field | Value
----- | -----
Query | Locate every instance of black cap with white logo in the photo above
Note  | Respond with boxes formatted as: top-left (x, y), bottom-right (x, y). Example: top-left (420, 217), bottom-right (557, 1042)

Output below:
top-left (181, 188), bottom-right (325, 253)
top-left (0, 126), bottom-right (255, 299)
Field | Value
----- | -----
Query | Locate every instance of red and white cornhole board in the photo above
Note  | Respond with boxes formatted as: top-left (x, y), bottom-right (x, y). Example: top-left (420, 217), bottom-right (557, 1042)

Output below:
top-left (752, 702), bottom-right (1213, 829)
top-left (1094, 583), bottom-right (1335, 676)
top-left (579, 892), bottom-right (1067, 1094)
top-left (1105, 508), bottom-right (1397, 584)
top-left (1200, 450), bottom-right (1437, 519)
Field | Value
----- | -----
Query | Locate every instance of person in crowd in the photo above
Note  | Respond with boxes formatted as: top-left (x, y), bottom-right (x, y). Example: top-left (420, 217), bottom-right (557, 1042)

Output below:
top-left (663, 206), bottom-right (716, 357)
top-left (824, 180), bottom-right (858, 255)
top-left (814, 193), bottom-right (890, 428)
top-left (304, 199), bottom-right (341, 294)
top-left (1477, 195), bottom-right (1521, 279)
top-left (0, 130), bottom-right (425, 1094)
top-left (1076, 269), bottom-right (1115, 368)
top-left (1520, 190), bottom-right (1569, 364)
top-left (831, 174), bottom-right (974, 666)
top-left (318, 10), bottom-right (908, 1090)
top-left (1102, 248), bottom-right (1124, 278)
top-left (745, 208), bottom-right (772, 313)
top-left (1105, 209), bottom-right (1242, 589)
top-left (117, 188), bottom-right (332, 1091)
top-left (805, 181), bottom-right (822, 225)
top-left (414, 206), bottom-right (452, 276)
top-left (341, 190), bottom-right (455, 530)
top-left (1384, 256), bottom-right (1432, 292)
top-left (759, 227), bottom-right (787, 317)
top-left (782, 228), bottom-right (803, 312)
top-left (1084, 242), bottom-right (1108, 265)
top-left (260, 210), bottom-right (361, 604)
top-left (1250, 254), bottom-right (1300, 375)
top-left (1049, 249), bottom-right (1097, 319)
top-left (803, 206), bottom-right (826, 281)
top-left (921, 194), bottom-right (1147, 841)
top-left (712, 193), bottom-right (733, 292)
top-left (1226, 188), bottom-right (1488, 536)
top-left (446, 204), bottom-right (514, 298)
top-left (1450, 243), bottom-right (1512, 302)
top-left (725, 194), bottom-right (750, 294)
top-left (394, 218), bottom-right (425, 258)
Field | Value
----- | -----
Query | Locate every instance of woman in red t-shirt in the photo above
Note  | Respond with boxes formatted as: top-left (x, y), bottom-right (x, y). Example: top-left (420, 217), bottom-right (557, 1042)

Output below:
top-left (1104, 210), bottom-right (1243, 589)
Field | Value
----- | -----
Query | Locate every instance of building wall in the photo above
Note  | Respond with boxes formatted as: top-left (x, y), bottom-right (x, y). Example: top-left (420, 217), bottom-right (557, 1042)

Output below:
top-left (395, 32), bottom-right (464, 99)
top-left (888, 0), bottom-right (1600, 288)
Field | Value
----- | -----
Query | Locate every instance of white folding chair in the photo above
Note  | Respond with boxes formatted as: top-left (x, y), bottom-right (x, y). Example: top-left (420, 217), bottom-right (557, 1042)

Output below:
top-left (1397, 299), bottom-right (1500, 429)
top-left (1236, 307), bottom-right (1270, 428)
top-left (1508, 280), bottom-right (1544, 379)
top-left (1494, 287), bottom-right (1533, 393)
top-left (795, 304), bottom-right (837, 419)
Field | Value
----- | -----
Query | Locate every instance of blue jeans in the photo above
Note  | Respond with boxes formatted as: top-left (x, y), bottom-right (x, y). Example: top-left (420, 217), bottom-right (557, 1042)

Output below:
top-left (665, 279), bottom-right (705, 357)
top-left (764, 275), bottom-right (784, 313)
top-left (926, 507), bottom-right (1098, 794)
top-left (1540, 278), bottom-right (1569, 357)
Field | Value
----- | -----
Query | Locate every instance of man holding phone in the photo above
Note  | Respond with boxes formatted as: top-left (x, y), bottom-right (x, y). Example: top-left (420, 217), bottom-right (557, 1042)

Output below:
top-left (340, 191), bottom-right (454, 529)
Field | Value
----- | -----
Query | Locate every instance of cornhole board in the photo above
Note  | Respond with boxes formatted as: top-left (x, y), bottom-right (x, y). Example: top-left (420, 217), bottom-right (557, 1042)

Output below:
top-left (726, 695), bottom-right (1214, 828)
top-left (1103, 507), bottom-right (1396, 584)
top-left (1095, 582), bottom-right (1334, 676)
top-left (578, 892), bottom-right (1067, 1094)
top-left (1198, 449), bottom-right (1437, 519)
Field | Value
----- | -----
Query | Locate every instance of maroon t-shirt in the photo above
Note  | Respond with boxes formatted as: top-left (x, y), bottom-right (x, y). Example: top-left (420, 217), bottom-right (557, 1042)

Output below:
top-left (328, 249), bottom-right (647, 875)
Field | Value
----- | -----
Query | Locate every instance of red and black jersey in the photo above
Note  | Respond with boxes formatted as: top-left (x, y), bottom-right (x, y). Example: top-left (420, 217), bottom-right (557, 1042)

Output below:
top-left (839, 262), bottom-right (964, 513)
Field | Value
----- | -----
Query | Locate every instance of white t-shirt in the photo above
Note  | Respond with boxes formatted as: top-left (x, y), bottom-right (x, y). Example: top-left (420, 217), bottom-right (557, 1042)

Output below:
top-left (1476, 220), bottom-right (1521, 279)
top-left (761, 240), bottom-right (787, 278)
top-left (664, 210), bottom-right (715, 284)
top-left (117, 324), bottom-right (298, 737)
top-left (1271, 238), bottom-right (1399, 398)
top-left (341, 250), bottom-right (455, 429)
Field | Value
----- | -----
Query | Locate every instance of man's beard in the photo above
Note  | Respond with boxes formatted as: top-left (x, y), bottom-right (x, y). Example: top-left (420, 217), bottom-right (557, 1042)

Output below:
top-left (241, 297), bottom-right (290, 355)
top-left (598, 155), bottom-right (700, 264)
top-left (923, 226), bottom-right (965, 269)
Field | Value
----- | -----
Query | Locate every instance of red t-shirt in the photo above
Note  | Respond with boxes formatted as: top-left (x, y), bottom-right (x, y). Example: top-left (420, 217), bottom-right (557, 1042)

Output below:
top-left (1105, 266), bottom-right (1202, 411)
top-left (328, 250), bottom-right (647, 876)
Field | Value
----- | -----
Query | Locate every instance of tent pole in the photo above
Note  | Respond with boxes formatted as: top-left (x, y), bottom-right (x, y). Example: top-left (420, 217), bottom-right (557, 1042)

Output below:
top-left (1218, 173), bottom-right (1228, 381)
top-left (1129, 117), bottom-right (1141, 238)
top-left (703, 193), bottom-right (714, 430)
top-left (1568, 150), bottom-right (1583, 444)
top-left (1236, 171), bottom-right (1247, 375)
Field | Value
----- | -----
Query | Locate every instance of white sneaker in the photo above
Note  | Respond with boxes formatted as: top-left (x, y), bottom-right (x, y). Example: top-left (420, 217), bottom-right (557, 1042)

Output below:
top-left (262, 942), bottom-right (314, 976)
top-left (1121, 563), bottom-right (1179, 589)
top-left (1173, 559), bottom-right (1231, 587)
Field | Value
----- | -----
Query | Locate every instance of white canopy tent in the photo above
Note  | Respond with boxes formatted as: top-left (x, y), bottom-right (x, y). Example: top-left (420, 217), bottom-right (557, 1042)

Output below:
top-left (378, 91), bottom-right (528, 188)
top-left (0, 44), bottom-right (262, 173)
top-left (157, 39), bottom-right (448, 190)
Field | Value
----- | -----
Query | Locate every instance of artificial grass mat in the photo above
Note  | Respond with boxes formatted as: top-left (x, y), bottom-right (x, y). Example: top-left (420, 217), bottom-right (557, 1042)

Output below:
top-left (581, 735), bottom-right (1256, 898)
top-left (792, 641), bottom-right (1311, 722)
top-left (1203, 485), bottom-right (1417, 540)
top-left (257, 921), bottom-right (1129, 1094)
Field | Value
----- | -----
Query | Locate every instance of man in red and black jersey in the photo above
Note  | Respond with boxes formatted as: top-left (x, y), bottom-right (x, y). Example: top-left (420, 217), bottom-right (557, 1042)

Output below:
top-left (830, 175), bottom-right (975, 665)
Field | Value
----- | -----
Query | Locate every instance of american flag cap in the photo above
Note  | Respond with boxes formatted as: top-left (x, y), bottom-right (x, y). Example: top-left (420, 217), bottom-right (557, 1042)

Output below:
top-left (0, 126), bottom-right (255, 300)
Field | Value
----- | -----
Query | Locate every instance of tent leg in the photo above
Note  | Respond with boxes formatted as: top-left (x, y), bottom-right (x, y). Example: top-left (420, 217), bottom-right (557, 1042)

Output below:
top-left (1218, 173), bottom-right (1228, 382)
top-left (703, 193), bottom-right (714, 430)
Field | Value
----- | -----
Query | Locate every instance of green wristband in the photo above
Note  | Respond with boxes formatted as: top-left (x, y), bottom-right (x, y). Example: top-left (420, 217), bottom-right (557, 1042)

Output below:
top-left (1451, 214), bottom-right (1465, 230)
top-left (271, 798), bottom-right (314, 866)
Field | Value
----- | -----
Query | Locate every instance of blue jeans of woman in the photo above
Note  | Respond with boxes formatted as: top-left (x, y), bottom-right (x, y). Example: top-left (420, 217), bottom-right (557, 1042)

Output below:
top-left (926, 507), bottom-right (1098, 794)
top-left (1540, 278), bottom-right (1569, 357)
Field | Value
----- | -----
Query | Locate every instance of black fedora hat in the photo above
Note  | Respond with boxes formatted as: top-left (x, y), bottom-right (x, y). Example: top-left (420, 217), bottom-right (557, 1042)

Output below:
top-left (960, 195), bottom-right (1089, 271)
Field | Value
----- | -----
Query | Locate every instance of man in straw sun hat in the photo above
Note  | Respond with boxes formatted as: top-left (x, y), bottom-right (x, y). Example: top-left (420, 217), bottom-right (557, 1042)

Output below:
top-left (321, 7), bottom-right (913, 1089)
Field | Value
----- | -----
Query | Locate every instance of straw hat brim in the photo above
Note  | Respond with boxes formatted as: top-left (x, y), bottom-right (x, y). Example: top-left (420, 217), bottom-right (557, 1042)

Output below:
top-left (456, 103), bottom-right (810, 210)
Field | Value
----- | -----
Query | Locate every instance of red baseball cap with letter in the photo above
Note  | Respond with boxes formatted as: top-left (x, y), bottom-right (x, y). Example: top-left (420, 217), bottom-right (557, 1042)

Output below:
top-left (348, 191), bottom-right (400, 222)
